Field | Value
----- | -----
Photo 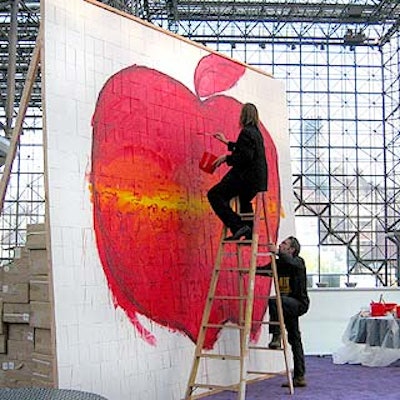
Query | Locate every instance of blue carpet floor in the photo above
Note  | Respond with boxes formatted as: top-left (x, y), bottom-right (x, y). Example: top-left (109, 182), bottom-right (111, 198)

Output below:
top-left (201, 355), bottom-right (400, 399)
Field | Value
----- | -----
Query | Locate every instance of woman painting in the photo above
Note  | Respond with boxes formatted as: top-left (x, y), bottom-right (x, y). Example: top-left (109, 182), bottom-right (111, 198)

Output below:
top-left (207, 103), bottom-right (268, 240)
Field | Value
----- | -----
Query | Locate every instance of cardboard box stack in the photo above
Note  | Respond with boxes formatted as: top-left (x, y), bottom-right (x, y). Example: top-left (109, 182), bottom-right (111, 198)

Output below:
top-left (0, 223), bottom-right (55, 388)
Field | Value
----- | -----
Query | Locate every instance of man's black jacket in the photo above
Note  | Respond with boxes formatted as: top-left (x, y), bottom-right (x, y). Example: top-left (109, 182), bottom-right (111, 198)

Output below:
top-left (257, 252), bottom-right (310, 315)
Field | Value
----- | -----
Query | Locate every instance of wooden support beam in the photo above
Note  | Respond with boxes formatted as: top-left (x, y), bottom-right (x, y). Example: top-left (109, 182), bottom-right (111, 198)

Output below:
top-left (0, 28), bottom-right (42, 215)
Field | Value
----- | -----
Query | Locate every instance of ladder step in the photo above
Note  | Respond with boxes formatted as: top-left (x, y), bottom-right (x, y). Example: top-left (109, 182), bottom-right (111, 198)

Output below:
top-left (216, 267), bottom-right (255, 273)
top-left (199, 353), bottom-right (241, 361)
top-left (262, 320), bottom-right (280, 325)
top-left (221, 240), bottom-right (273, 248)
top-left (248, 345), bottom-right (284, 351)
top-left (222, 239), bottom-right (253, 245)
top-left (238, 213), bottom-right (266, 221)
top-left (247, 370), bottom-right (280, 376)
top-left (217, 320), bottom-right (272, 328)
top-left (213, 295), bottom-right (250, 300)
top-left (209, 295), bottom-right (270, 303)
top-left (204, 323), bottom-right (244, 330)
top-left (238, 212), bottom-right (254, 218)
top-left (192, 383), bottom-right (239, 391)
top-left (217, 264), bottom-right (274, 272)
top-left (211, 295), bottom-right (270, 301)
top-left (249, 320), bottom-right (280, 326)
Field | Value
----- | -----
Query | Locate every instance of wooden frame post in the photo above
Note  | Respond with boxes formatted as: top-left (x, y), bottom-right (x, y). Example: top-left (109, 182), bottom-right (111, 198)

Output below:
top-left (0, 28), bottom-right (42, 215)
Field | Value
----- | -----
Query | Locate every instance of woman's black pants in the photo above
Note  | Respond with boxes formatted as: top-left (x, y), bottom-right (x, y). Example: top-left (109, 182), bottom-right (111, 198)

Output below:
top-left (207, 171), bottom-right (257, 234)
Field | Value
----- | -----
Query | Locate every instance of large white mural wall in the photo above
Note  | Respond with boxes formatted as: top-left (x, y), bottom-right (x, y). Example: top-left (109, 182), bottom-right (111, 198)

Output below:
top-left (43, 0), bottom-right (296, 399)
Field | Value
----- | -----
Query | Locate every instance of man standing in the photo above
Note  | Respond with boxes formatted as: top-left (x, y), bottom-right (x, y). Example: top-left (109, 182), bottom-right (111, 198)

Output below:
top-left (257, 236), bottom-right (310, 387)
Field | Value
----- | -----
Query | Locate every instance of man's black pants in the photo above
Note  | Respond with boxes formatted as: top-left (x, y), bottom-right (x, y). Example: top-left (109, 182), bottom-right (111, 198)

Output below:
top-left (269, 296), bottom-right (306, 379)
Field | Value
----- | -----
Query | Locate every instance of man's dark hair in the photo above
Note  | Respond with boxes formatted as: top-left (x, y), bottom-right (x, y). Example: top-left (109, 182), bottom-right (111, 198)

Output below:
top-left (288, 236), bottom-right (301, 257)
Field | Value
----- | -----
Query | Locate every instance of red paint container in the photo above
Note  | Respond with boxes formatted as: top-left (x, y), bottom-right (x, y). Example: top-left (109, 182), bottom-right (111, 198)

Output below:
top-left (370, 302), bottom-right (397, 316)
top-left (199, 151), bottom-right (217, 174)
top-left (384, 303), bottom-right (397, 313)
top-left (370, 302), bottom-right (386, 317)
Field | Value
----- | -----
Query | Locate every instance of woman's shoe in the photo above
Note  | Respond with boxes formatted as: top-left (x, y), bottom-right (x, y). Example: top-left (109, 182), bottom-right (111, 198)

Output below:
top-left (225, 225), bottom-right (252, 241)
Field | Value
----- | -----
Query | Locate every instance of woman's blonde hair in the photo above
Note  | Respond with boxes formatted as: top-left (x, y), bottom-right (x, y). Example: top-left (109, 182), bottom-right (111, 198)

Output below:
top-left (240, 103), bottom-right (259, 127)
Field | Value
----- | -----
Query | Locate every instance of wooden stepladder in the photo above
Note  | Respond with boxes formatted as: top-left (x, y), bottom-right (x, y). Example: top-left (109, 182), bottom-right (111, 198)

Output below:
top-left (184, 191), bottom-right (294, 400)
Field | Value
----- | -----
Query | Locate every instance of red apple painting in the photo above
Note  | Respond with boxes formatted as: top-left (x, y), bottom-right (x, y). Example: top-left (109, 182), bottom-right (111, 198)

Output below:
top-left (90, 53), bottom-right (281, 348)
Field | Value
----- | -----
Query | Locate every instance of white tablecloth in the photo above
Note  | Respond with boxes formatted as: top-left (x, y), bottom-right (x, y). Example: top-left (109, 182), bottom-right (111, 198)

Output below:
top-left (333, 313), bottom-right (400, 367)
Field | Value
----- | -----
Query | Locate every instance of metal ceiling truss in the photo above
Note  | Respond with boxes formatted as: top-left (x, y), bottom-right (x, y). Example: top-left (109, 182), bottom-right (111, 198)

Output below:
top-left (122, 1), bottom-right (400, 46)
top-left (0, 1), bottom-right (41, 111)
top-left (0, 0), bottom-right (399, 286)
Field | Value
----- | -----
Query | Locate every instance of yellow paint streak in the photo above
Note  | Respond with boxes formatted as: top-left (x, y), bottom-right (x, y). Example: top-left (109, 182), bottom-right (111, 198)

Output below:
top-left (92, 183), bottom-right (207, 214)
top-left (90, 183), bottom-right (283, 217)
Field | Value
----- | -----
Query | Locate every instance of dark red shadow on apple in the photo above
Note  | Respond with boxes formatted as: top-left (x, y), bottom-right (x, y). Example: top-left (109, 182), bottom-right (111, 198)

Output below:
top-left (90, 54), bottom-right (281, 349)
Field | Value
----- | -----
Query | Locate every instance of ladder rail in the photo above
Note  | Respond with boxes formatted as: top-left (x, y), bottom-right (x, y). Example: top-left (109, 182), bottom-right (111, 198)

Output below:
top-left (184, 227), bottom-right (227, 399)
top-left (261, 194), bottom-right (294, 395)
top-left (237, 193), bottom-right (263, 400)
top-left (184, 191), bottom-right (294, 399)
top-left (269, 250), bottom-right (294, 394)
